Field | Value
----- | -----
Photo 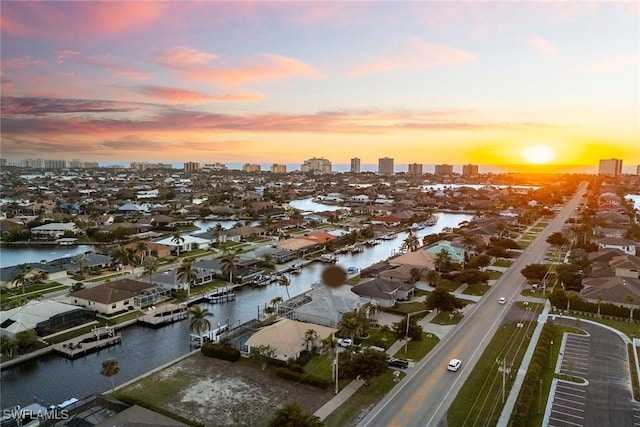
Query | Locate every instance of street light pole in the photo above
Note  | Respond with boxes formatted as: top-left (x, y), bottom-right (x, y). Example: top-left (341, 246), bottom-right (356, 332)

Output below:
top-left (538, 379), bottom-right (543, 414)
top-left (549, 340), bottom-right (554, 369)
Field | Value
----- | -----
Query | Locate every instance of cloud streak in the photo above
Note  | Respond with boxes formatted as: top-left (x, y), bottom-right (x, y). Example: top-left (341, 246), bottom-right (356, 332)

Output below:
top-left (528, 36), bottom-right (557, 56)
top-left (571, 52), bottom-right (639, 73)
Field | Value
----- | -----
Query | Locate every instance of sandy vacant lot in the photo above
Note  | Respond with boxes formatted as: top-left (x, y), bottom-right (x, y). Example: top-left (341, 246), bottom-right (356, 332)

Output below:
top-left (120, 353), bottom-right (335, 426)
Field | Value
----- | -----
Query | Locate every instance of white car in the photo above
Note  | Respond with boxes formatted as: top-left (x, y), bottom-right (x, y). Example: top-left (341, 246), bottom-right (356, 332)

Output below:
top-left (338, 338), bottom-right (352, 347)
top-left (498, 297), bottom-right (507, 304)
top-left (447, 359), bottom-right (462, 372)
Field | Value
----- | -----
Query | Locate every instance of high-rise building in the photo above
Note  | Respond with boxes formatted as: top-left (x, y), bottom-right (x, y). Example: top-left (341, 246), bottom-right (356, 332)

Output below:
top-left (434, 164), bottom-right (454, 175)
top-left (184, 162), bottom-right (200, 172)
top-left (242, 163), bottom-right (261, 173)
top-left (462, 164), bottom-right (479, 177)
top-left (350, 157), bottom-right (361, 173)
top-left (378, 157), bottom-right (394, 175)
top-left (202, 162), bottom-right (227, 171)
top-left (408, 163), bottom-right (423, 176)
top-left (270, 163), bottom-right (287, 173)
top-left (598, 158), bottom-right (623, 176)
top-left (637, 165), bottom-right (640, 176)
top-left (301, 157), bottom-right (332, 173)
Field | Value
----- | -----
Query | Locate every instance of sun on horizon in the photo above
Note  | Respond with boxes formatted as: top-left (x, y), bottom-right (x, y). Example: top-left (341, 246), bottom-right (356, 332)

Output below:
top-left (521, 145), bottom-right (557, 165)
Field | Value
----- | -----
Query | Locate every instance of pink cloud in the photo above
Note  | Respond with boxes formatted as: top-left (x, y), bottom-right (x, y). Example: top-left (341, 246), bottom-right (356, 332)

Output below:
top-left (351, 38), bottom-right (477, 76)
top-left (158, 47), bottom-right (217, 65)
top-left (1, 2), bottom-right (167, 39)
top-left (572, 52), bottom-right (639, 73)
top-left (133, 85), bottom-right (263, 104)
top-left (0, 55), bottom-right (46, 70)
top-left (158, 51), bottom-right (321, 88)
top-left (528, 36), bottom-right (557, 56)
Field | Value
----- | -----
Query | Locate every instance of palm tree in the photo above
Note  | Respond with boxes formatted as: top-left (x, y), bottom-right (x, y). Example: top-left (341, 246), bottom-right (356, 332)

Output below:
top-left (77, 253), bottom-right (89, 276)
top-left (460, 233), bottom-right (480, 256)
top-left (171, 231), bottom-right (185, 257)
top-left (142, 256), bottom-right (159, 284)
top-left (136, 241), bottom-right (148, 261)
top-left (338, 313), bottom-right (366, 344)
top-left (123, 247), bottom-right (140, 275)
top-left (625, 294), bottom-right (635, 322)
top-left (566, 291), bottom-right (578, 312)
top-left (110, 246), bottom-right (127, 270)
top-left (277, 274), bottom-right (291, 300)
top-left (409, 267), bottom-right (421, 283)
top-left (220, 252), bottom-right (238, 284)
top-left (270, 296), bottom-right (283, 308)
top-left (304, 329), bottom-right (318, 352)
top-left (321, 335), bottom-right (339, 378)
top-left (364, 301), bottom-right (379, 320)
top-left (597, 294), bottom-right (603, 317)
top-left (435, 249), bottom-right (451, 273)
top-left (13, 264), bottom-right (29, 298)
top-left (101, 358), bottom-right (120, 393)
top-left (177, 260), bottom-right (198, 298)
top-left (188, 304), bottom-right (213, 346)
top-left (401, 232), bottom-right (420, 253)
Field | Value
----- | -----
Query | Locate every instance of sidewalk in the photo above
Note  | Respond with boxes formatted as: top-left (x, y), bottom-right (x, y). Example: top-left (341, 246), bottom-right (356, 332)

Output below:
top-left (314, 378), bottom-right (365, 420)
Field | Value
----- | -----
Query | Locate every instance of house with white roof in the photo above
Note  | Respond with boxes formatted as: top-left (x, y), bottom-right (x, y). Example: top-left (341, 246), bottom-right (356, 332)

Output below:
top-left (30, 222), bottom-right (77, 240)
top-left (154, 234), bottom-right (212, 254)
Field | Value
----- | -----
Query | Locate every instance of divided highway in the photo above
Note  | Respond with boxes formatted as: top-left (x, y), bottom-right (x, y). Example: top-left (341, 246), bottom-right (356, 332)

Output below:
top-left (357, 183), bottom-right (588, 427)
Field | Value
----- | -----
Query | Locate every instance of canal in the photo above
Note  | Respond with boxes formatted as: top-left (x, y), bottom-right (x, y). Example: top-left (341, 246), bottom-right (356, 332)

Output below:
top-left (1, 209), bottom-right (471, 408)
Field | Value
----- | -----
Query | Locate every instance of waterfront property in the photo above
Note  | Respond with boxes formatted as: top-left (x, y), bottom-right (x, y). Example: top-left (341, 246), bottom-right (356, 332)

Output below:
top-left (138, 303), bottom-right (188, 327)
top-left (53, 326), bottom-right (121, 358)
top-left (0, 299), bottom-right (94, 338)
top-left (0, 262), bottom-right (67, 289)
top-left (69, 279), bottom-right (170, 315)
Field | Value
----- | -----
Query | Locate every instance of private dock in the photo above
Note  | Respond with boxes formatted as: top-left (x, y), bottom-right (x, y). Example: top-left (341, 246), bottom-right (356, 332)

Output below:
top-left (204, 288), bottom-right (236, 304)
top-left (138, 303), bottom-right (188, 326)
top-left (53, 326), bottom-right (121, 358)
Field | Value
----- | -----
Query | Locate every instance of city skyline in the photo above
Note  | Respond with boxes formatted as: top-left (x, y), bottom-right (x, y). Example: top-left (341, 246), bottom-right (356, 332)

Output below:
top-left (1, 2), bottom-right (638, 167)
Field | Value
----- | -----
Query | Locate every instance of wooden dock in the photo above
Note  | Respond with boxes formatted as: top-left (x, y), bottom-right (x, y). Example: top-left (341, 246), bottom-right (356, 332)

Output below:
top-left (53, 326), bottom-right (121, 358)
top-left (138, 303), bottom-right (188, 326)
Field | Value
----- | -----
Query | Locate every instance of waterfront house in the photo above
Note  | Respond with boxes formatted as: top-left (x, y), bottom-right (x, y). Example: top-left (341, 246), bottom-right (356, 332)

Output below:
top-left (69, 279), bottom-right (169, 315)
top-left (350, 277), bottom-right (415, 308)
top-left (154, 234), bottom-right (211, 254)
top-left (388, 250), bottom-right (437, 270)
top-left (245, 318), bottom-right (337, 361)
top-left (0, 300), bottom-right (94, 338)
top-left (218, 225), bottom-right (266, 243)
top-left (30, 222), bottom-right (77, 240)
top-left (0, 263), bottom-right (67, 289)
top-left (287, 285), bottom-right (365, 328)
top-left (425, 240), bottom-right (466, 263)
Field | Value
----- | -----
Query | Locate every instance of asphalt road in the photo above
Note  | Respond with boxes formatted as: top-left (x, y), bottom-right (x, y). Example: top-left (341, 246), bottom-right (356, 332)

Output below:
top-left (547, 317), bottom-right (640, 426)
top-left (357, 182), bottom-right (588, 427)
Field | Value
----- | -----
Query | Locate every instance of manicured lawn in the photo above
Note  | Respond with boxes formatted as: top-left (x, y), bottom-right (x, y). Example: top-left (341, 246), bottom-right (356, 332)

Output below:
top-left (568, 313), bottom-right (640, 339)
top-left (448, 322), bottom-right (535, 426)
top-left (304, 354), bottom-right (334, 380)
top-left (364, 327), bottom-right (398, 349)
top-left (492, 259), bottom-right (513, 268)
top-left (391, 302), bottom-right (429, 315)
top-left (488, 270), bottom-right (503, 280)
top-left (44, 321), bottom-right (107, 344)
top-left (524, 233), bottom-right (538, 239)
top-left (431, 311), bottom-right (463, 325)
top-left (323, 370), bottom-right (403, 427)
top-left (393, 332), bottom-right (440, 360)
top-left (515, 301), bottom-right (544, 314)
top-left (462, 283), bottom-right (490, 296)
top-left (0, 284), bottom-right (68, 304)
top-left (438, 279), bottom-right (462, 292)
top-left (108, 310), bottom-right (144, 324)
top-left (87, 272), bottom-right (128, 282)
top-left (518, 241), bottom-right (531, 249)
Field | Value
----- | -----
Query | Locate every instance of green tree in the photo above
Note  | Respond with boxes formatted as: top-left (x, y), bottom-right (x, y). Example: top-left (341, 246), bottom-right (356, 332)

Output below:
top-left (220, 251), bottom-right (239, 284)
top-left (270, 296), bottom-right (283, 309)
top-left (625, 294), bottom-right (635, 322)
top-left (136, 241), bottom-right (148, 261)
top-left (342, 349), bottom-right (389, 385)
top-left (1, 337), bottom-right (18, 358)
top-left (188, 304), bottom-right (213, 345)
top-left (177, 260), bottom-right (198, 298)
top-left (277, 274), bottom-right (291, 300)
top-left (110, 246), bottom-right (127, 270)
top-left (520, 263), bottom-right (551, 281)
top-left (252, 344), bottom-right (278, 371)
top-left (426, 270), bottom-right (440, 287)
top-left (15, 330), bottom-right (39, 352)
top-left (435, 249), bottom-right (451, 272)
top-left (401, 232), bottom-right (420, 252)
top-left (142, 256), bottom-right (159, 284)
top-left (546, 232), bottom-right (568, 246)
top-left (101, 358), bottom-right (120, 393)
top-left (455, 269), bottom-right (490, 285)
top-left (338, 312), bottom-right (369, 343)
top-left (171, 231), bottom-right (185, 257)
top-left (392, 316), bottom-right (424, 342)
top-left (304, 329), bottom-right (318, 352)
top-left (267, 402), bottom-right (323, 427)
top-left (425, 287), bottom-right (464, 314)
top-left (124, 247), bottom-right (140, 275)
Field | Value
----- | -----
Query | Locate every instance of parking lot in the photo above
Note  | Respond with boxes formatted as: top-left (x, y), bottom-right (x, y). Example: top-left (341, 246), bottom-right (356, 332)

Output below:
top-left (545, 318), bottom-right (640, 426)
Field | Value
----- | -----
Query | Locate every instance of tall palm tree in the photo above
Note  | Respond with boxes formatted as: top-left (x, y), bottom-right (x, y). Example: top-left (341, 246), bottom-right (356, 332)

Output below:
top-left (77, 253), bottom-right (89, 276)
top-left (401, 232), bottom-right (420, 253)
top-left (435, 249), bottom-right (450, 273)
top-left (13, 264), bottom-right (29, 298)
top-left (270, 296), bottom-right (283, 308)
top-left (338, 313), bottom-right (366, 344)
top-left (110, 246), bottom-right (127, 270)
top-left (566, 291), bottom-right (578, 312)
top-left (597, 294), bottom-right (603, 317)
top-left (220, 252), bottom-right (238, 284)
top-left (123, 247), bottom-right (139, 275)
top-left (460, 233), bottom-right (480, 256)
top-left (304, 329), bottom-right (318, 352)
top-left (425, 269), bottom-right (440, 288)
top-left (277, 274), bottom-right (291, 300)
top-left (171, 231), bottom-right (185, 257)
top-left (177, 260), bottom-right (198, 298)
top-left (188, 304), bottom-right (213, 346)
top-left (321, 335), bottom-right (339, 378)
top-left (100, 358), bottom-right (120, 393)
top-left (142, 256), bottom-right (159, 284)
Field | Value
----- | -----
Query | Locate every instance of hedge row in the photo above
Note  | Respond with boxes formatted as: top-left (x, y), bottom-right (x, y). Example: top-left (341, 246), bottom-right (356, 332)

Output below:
top-left (273, 367), bottom-right (330, 389)
top-left (510, 321), bottom-right (554, 426)
top-left (201, 342), bottom-right (241, 361)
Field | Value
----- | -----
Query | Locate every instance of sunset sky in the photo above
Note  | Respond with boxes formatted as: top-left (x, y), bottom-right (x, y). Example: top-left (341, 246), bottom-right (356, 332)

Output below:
top-left (1, 1), bottom-right (638, 169)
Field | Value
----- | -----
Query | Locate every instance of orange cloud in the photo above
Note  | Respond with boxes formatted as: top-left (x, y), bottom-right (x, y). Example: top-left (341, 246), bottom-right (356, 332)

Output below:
top-left (133, 85), bottom-right (263, 104)
top-left (158, 47), bottom-right (217, 65)
top-left (350, 38), bottom-right (477, 76)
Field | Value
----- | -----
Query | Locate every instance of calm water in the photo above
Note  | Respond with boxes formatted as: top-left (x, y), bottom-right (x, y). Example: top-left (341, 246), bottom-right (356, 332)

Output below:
top-left (0, 245), bottom-right (96, 268)
top-left (288, 198), bottom-right (343, 212)
top-left (626, 194), bottom-right (640, 210)
top-left (1, 212), bottom-right (471, 408)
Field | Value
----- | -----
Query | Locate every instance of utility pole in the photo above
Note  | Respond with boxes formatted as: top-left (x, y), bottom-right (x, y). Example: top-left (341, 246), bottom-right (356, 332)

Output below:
top-left (335, 350), bottom-right (339, 395)
top-left (496, 358), bottom-right (512, 404)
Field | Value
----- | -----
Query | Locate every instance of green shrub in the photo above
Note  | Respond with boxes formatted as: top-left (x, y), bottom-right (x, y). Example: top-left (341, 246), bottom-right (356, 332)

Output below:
top-left (200, 342), bottom-right (241, 362)
top-left (274, 367), bottom-right (330, 389)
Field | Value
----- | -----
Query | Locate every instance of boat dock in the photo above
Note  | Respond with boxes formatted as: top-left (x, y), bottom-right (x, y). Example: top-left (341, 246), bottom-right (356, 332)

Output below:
top-left (53, 326), bottom-right (121, 358)
top-left (204, 288), bottom-right (236, 303)
top-left (138, 303), bottom-right (188, 326)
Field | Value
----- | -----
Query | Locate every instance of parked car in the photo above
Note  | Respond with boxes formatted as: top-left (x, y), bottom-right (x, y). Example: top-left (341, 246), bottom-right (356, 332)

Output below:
top-left (447, 358), bottom-right (462, 372)
top-left (498, 297), bottom-right (506, 304)
top-left (338, 338), bottom-right (353, 347)
top-left (388, 358), bottom-right (409, 369)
